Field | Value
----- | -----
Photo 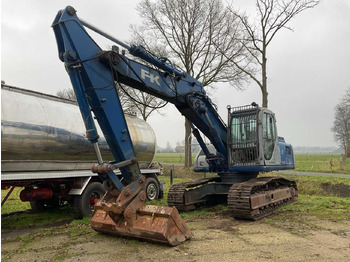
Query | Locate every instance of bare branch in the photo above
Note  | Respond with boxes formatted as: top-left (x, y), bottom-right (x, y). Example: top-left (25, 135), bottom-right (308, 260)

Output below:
top-left (130, 0), bottom-right (251, 166)
top-left (228, 0), bottom-right (320, 107)
top-left (56, 88), bottom-right (76, 100)
top-left (131, 0), bottom-right (248, 88)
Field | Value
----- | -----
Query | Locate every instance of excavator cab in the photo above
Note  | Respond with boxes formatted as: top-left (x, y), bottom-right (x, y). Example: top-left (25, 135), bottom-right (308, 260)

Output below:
top-left (227, 104), bottom-right (294, 171)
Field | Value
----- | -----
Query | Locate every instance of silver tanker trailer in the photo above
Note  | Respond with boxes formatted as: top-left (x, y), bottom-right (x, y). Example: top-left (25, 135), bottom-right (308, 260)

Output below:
top-left (1, 83), bottom-right (163, 217)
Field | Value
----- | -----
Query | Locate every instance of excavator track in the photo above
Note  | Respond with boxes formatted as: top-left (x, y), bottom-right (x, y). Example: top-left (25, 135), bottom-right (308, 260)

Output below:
top-left (167, 177), bottom-right (220, 211)
top-left (228, 177), bottom-right (298, 220)
top-left (167, 183), bottom-right (188, 211)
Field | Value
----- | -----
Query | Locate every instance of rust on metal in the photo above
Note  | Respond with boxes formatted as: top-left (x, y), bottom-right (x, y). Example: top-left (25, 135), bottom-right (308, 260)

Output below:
top-left (228, 177), bottom-right (298, 220)
top-left (250, 187), bottom-right (295, 209)
top-left (19, 187), bottom-right (53, 202)
top-left (91, 164), bottom-right (99, 173)
top-left (91, 176), bottom-right (192, 246)
top-left (91, 191), bottom-right (192, 246)
top-left (167, 177), bottom-right (219, 211)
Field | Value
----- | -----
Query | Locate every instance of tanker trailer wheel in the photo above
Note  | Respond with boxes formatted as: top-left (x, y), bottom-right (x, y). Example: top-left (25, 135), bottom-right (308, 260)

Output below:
top-left (30, 198), bottom-right (60, 213)
top-left (144, 177), bottom-right (159, 201)
top-left (74, 182), bottom-right (106, 218)
top-left (30, 200), bottom-right (46, 213)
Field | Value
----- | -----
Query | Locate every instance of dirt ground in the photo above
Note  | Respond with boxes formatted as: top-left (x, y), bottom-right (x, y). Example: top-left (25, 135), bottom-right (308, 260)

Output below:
top-left (2, 214), bottom-right (350, 262)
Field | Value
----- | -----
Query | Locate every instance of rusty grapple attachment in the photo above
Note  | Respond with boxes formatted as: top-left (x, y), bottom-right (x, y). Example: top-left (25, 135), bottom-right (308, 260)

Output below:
top-left (90, 185), bottom-right (192, 246)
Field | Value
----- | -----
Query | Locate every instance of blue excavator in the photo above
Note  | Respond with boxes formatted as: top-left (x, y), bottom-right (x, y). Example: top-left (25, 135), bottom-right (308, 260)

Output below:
top-left (52, 6), bottom-right (297, 246)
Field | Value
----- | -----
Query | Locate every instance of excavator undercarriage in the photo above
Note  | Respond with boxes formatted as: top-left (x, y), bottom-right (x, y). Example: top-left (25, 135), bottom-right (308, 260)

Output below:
top-left (168, 176), bottom-right (298, 220)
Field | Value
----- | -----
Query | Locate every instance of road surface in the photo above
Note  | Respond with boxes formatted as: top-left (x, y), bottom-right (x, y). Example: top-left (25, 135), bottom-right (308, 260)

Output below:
top-left (274, 170), bottom-right (350, 179)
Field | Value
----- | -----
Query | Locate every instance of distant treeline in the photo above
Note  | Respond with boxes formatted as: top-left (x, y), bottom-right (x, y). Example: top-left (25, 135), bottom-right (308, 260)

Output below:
top-left (294, 146), bottom-right (341, 154)
top-left (157, 145), bottom-right (342, 154)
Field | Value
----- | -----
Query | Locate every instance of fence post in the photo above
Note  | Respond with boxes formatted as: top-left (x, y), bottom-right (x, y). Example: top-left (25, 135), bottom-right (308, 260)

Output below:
top-left (170, 165), bottom-right (174, 185)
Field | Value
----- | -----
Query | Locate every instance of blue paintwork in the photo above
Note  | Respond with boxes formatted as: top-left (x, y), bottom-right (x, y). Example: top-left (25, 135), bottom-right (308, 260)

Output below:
top-left (278, 138), bottom-right (295, 168)
top-left (112, 57), bottom-right (203, 100)
top-left (53, 7), bottom-right (228, 170)
top-left (129, 45), bottom-right (186, 78)
top-left (53, 6), bottom-right (294, 190)
top-left (194, 163), bottom-right (295, 173)
top-left (53, 7), bottom-right (138, 186)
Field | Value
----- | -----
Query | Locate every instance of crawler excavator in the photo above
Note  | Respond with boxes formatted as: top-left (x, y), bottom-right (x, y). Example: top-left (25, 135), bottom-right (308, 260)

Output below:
top-left (52, 6), bottom-right (297, 246)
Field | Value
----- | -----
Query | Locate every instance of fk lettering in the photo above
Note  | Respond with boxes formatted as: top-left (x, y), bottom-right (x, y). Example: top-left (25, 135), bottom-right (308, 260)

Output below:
top-left (140, 69), bottom-right (160, 86)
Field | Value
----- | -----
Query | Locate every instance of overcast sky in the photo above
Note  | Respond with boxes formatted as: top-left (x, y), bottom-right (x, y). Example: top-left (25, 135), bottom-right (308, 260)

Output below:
top-left (2, 0), bottom-right (350, 149)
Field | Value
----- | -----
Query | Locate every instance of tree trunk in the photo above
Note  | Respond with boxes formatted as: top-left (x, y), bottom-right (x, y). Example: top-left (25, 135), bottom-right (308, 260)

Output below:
top-left (262, 87), bottom-right (268, 108)
top-left (261, 47), bottom-right (268, 108)
top-left (184, 119), bottom-right (192, 167)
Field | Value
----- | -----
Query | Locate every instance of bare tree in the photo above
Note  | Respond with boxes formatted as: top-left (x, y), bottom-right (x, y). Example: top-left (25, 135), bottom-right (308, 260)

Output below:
top-left (332, 87), bottom-right (350, 158)
top-left (116, 84), bottom-right (167, 121)
top-left (228, 0), bottom-right (320, 107)
top-left (132, 0), bottom-right (247, 167)
top-left (57, 85), bottom-right (164, 121)
top-left (56, 88), bottom-right (76, 100)
top-left (107, 43), bottom-right (167, 121)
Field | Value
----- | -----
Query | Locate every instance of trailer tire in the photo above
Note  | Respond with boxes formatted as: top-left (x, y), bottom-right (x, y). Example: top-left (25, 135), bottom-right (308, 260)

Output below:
top-left (30, 200), bottom-right (45, 213)
top-left (144, 177), bottom-right (159, 201)
top-left (74, 182), bottom-right (105, 218)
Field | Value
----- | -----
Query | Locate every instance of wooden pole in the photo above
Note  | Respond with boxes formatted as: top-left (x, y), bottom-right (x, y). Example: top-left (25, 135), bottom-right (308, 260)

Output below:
top-left (170, 165), bottom-right (174, 185)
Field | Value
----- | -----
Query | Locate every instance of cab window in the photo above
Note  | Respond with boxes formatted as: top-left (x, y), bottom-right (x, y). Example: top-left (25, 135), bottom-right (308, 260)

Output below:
top-left (263, 113), bottom-right (276, 160)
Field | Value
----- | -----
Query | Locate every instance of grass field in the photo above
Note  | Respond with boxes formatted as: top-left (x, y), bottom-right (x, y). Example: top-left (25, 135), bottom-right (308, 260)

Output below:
top-left (154, 153), bottom-right (196, 163)
top-left (1, 176), bottom-right (349, 235)
top-left (2, 163), bottom-right (349, 261)
top-left (1, 187), bottom-right (30, 214)
top-left (2, 166), bottom-right (349, 227)
top-left (155, 152), bottom-right (350, 174)
top-left (2, 173), bottom-right (350, 262)
top-left (1, 153), bottom-right (349, 230)
top-left (294, 154), bottom-right (350, 174)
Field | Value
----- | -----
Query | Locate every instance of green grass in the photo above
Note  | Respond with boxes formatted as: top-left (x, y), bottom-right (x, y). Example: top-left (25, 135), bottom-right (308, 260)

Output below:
top-left (1, 207), bottom-right (77, 231)
top-left (155, 152), bottom-right (350, 174)
top-left (280, 195), bottom-right (350, 220)
top-left (262, 173), bottom-right (350, 197)
top-left (294, 154), bottom-right (350, 174)
top-left (263, 172), bottom-right (350, 227)
top-left (1, 187), bottom-right (78, 230)
top-left (154, 153), bottom-right (196, 163)
top-left (1, 187), bottom-right (31, 214)
top-left (266, 194), bottom-right (350, 236)
top-left (155, 168), bottom-right (350, 220)
top-left (2, 165), bottom-right (349, 231)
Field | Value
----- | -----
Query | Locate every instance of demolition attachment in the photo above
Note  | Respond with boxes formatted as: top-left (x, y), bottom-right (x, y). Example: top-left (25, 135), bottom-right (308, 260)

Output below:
top-left (89, 168), bottom-right (192, 246)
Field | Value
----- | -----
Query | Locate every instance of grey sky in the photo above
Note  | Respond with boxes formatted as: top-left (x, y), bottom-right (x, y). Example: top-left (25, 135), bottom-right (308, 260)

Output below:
top-left (2, 0), bottom-right (350, 148)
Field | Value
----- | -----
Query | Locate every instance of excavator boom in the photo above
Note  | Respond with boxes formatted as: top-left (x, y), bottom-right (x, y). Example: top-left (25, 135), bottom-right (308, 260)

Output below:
top-left (52, 6), bottom-right (297, 246)
top-left (52, 6), bottom-right (191, 246)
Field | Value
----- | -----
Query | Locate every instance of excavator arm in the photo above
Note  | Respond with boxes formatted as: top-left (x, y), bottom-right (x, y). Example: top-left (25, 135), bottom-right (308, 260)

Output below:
top-left (53, 6), bottom-right (297, 245)
top-left (53, 6), bottom-right (229, 175)
top-left (53, 6), bottom-right (193, 246)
